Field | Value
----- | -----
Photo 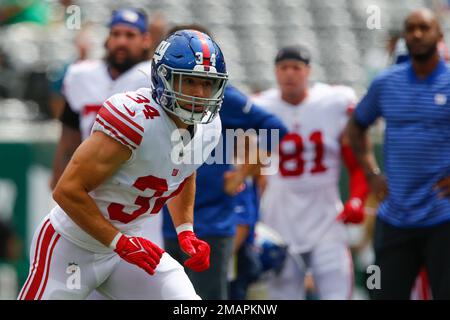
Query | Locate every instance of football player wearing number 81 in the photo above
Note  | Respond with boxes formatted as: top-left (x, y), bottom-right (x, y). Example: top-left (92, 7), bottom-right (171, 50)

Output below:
top-left (18, 30), bottom-right (227, 300)
top-left (253, 45), bottom-right (370, 299)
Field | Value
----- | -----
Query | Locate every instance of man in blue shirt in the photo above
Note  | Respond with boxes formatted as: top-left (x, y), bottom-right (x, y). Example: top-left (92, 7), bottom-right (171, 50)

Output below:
top-left (347, 8), bottom-right (450, 299)
top-left (163, 84), bottom-right (288, 299)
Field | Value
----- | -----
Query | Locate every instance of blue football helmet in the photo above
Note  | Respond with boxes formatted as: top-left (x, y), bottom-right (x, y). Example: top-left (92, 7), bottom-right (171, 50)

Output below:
top-left (151, 30), bottom-right (228, 125)
top-left (254, 222), bottom-right (288, 275)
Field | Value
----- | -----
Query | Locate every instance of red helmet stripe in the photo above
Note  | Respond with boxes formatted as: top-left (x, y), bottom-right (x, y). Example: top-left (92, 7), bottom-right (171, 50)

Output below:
top-left (194, 30), bottom-right (211, 66)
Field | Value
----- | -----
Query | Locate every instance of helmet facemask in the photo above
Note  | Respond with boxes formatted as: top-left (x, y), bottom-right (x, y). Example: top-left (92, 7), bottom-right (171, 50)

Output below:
top-left (157, 64), bottom-right (228, 125)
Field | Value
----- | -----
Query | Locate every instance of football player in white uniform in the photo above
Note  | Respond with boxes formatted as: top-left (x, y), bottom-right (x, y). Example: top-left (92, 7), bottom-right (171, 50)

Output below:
top-left (18, 30), bottom-right (228, 300)
top-left (49, 9), bottom-right (166, 255)
top-left (253, 45), bottom-right (369, 299)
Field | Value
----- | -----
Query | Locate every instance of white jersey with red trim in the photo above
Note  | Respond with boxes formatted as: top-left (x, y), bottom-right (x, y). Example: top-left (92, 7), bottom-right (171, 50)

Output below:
top-left (63, 59), bottom-right (152, 140)
top-left (252, 83), bottom-right (357, 253)
top-left (50, 87), bottom-right (222, 253)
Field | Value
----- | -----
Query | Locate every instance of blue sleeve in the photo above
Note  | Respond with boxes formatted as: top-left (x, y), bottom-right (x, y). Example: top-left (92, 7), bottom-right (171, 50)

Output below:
top-left (354, 76), bottom-right (383, 127)
top-left (221, 85), bottom-right (289, 138)
top-left (233, 184), bottom-right (258, 226)
top-left (234, 206), bottom-right (252, 226)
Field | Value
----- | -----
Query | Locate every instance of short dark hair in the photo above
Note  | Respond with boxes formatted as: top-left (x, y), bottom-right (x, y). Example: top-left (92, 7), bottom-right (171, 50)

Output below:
top-left (274, 45), bottom-right (311, 65)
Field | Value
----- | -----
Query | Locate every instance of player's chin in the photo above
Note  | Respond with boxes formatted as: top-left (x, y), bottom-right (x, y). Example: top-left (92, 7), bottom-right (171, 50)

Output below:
top-left (281, 83), bottom-right (300, 91)
top-left (112, 56), bottom-right (131, 66)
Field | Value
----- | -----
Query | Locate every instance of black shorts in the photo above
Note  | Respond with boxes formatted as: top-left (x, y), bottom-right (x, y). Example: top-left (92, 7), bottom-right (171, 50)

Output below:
top-left (370, 217), bottom-right (450, 300)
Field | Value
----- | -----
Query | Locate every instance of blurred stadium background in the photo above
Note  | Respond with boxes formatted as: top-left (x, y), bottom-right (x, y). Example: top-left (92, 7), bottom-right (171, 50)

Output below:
top-left (0, 0), bottom-right (449, 299)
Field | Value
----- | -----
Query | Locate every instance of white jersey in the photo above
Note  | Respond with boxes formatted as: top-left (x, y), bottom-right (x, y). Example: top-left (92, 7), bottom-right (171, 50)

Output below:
top-left (253, 83), bottom-right (356, 253)
top-left (50, 88), bottom-right (222, 253)
top-left (63, 60), bottom-right (152, 140)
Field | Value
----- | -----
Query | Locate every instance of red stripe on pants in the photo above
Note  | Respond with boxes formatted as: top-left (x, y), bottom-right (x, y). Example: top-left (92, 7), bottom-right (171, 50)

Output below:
top-left (37, 233), bottom-right (61, 300)
top-left (18, 219), bottom-right (50, 300)
top-left (21, 222), bottom-right (59, 300)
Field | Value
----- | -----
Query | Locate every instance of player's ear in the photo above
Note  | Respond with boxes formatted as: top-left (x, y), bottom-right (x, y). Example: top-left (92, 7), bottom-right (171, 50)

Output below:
top-left (142, 31), bottom-right (152, 50)
top-left (438, 26), bottom-right (444, 42)
top-left (304, 65), bottom-right (311, 77)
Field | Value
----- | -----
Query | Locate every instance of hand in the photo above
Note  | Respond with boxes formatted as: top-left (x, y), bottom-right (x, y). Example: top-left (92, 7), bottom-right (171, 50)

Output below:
top-left (435, 176), bottom-right (450, 199)
top-left (178, 231), bottom-right (210, 272)
top-left (114, 235), bottom-right (164, 276)
top-left (337, 197), bottom-right (365, 224)
top-left (223, 170), bottom-right (246, 196)
top-left (367, 172), bottom-right (388, 202)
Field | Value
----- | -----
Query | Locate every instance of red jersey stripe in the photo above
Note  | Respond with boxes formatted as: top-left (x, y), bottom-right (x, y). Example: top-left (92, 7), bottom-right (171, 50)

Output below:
top-left (96, 118), bottom-right (136, 150)
top-left (105, 101), bottom-right (144, 132)
top-left (82, 104), bottom-right (102, 116)
top-left (98, 107), bottom-right (142, 146)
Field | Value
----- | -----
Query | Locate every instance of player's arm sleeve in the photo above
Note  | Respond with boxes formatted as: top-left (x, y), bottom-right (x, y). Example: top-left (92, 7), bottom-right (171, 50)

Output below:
top-left (353, 77), bottom-right (382, 128)
top-left (233, 189), bottom-right (253, 226)
top-left (59, 101), bottom-right (80, 130)
top-left (92, 94), bottom-right (145, 153)
top-left (222, 86), bottom-right (289, 152)
top-left (247, 104), bottom-right (289, 153)
top-left (223, 87), bottom-right (288, 136)
top-left (249, 103), bottom-right (289, 137)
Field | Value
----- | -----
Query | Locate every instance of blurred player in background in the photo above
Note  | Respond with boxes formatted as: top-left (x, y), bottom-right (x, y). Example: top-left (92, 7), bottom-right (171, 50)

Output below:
top-left (18, 29), bottom-right (227, 299)
top-left (253, 45), bottom-right (369, 300)
top-left (347, 8), bottom-right (450, 299)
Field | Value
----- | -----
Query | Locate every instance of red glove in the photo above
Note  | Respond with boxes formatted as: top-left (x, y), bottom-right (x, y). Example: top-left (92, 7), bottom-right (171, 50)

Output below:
top-left (113, 234), bottom-right (164, 276)
top-left (178, 231), bottom-right (210, 272)
top-left (338, 144), bottom-right (370, 224)
top-left (337, 197), bottom-right (365, 224)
